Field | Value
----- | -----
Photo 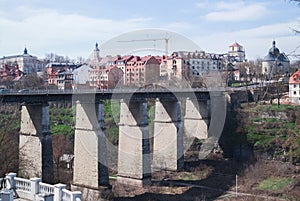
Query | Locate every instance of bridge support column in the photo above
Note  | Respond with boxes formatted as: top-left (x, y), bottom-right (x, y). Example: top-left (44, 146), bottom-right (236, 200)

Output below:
top-left (184, 98), bottom-right (210, 139)
top-left (19, 104), bottom-right (53, 183)
top-left (153, 99), bottom-right (183, 171)
top-left (117, 99), bottom-right (151, 186)
top-left (73, 101), bottom-right (109, 189)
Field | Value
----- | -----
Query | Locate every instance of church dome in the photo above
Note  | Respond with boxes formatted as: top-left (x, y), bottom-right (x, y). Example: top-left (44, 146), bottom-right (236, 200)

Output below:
top-left (268, 41), bottom-right (280, 58)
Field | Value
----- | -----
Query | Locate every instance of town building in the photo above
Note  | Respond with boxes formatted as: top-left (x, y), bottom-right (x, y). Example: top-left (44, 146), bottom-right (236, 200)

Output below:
top-left (57, 69), bottom-right (73, 90)
top-left (72, 64), bottom-right (93, 89)
top-left (89, 65), bottom-right (123, 89)
top-left (228, 42), bottom-right (246, 63)
top-left (125, 55), bottom-right (160, 86)
top-left (0, 48), bottom-right (45, 74)
top-left (262, 41), bottom-right (290, 80)
top-left (289, 69), bottom-right (300, 105)
top-left (0, 63), bottom-right (24, 81)
top-left (45, 62), bottom-right (77, 89)
top-left (167, 51), bottom-right (224, 81)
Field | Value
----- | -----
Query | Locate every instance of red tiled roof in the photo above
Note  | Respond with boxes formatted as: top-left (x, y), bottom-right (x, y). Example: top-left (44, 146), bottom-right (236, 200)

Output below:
top-left (140, 55), bottom-right (153, 62)
top-left (289, 70), bottom-right (300, 84)
top-left (229, 42), bottom-right (242, 47)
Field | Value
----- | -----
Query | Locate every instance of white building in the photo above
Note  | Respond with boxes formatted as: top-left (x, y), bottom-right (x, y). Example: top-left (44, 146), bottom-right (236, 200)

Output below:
top-left (262, 41), bottom-right (290, 80)
top-left (228, 42), bottom-right (246, 63)
top-left (289, 70), bottom-right (300, 105)
top-left (72, 64), bottom-right (93, 89)
top-left (0, 48), bottom-right (45, 74)
top-left (167, 51), bottom-right (223, 80)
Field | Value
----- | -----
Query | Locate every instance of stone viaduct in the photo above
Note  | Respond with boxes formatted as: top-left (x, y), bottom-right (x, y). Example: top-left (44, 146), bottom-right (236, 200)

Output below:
top-left (0, 89), bottom-right (227, 198)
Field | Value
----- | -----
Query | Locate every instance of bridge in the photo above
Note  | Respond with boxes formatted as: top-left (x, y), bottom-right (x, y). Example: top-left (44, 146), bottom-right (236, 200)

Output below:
top-left (0, 88), bottom-right (228, 200)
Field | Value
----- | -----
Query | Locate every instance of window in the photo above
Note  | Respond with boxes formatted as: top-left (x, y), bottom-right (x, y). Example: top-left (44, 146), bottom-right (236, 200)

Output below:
top-left (294, 85), bottom-right (297, 88)
top-left (294, 91), bottom-right (297, 95)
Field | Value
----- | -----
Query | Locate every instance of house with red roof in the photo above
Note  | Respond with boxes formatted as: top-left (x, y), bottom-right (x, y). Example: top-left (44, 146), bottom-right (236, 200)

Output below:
top-left (89, 65), bottom-right (123, 89)
top-left (0, 63), bottom-right (24, 81)
top-left (228, 42), bottom-right (246, 63)
top-left (289, 70), bottom-right (300, 105)
top-left (125, 56), bottom-right (160, 86)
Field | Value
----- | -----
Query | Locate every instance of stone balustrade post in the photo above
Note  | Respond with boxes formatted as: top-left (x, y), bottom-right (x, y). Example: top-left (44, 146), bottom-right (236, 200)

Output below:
top-left (5, 173), bottom-right (16, 190)
top-left (71, 191), bottom-right (82, 201)
top-left (54, 183), bottom-right (66, 201)
top-left (30, 177), bottom-right (41, 200)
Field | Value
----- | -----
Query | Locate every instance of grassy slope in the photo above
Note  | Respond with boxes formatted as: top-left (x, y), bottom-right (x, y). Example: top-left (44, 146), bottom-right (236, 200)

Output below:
top-left (242, 103), bottom-right (300, 164)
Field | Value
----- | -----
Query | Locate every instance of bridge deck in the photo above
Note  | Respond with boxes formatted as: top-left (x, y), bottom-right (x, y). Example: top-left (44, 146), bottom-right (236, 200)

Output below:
top-left (0, 88), bottom-right (224, 104)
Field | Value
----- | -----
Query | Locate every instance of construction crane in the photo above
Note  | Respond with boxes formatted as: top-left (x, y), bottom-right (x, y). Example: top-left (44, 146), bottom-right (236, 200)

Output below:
top-left (117, 37), bottom-right (169, 59)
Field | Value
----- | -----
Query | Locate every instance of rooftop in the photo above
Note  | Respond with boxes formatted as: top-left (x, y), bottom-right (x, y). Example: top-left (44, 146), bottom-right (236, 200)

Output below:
top-left (289, 70), bottom-right (300, 84)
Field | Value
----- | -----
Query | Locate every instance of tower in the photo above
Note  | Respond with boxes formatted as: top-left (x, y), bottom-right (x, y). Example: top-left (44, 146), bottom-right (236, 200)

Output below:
top-left (88, 43), bottom-right (101, 68)
top-left (228, 42), bottom-right (246, 62)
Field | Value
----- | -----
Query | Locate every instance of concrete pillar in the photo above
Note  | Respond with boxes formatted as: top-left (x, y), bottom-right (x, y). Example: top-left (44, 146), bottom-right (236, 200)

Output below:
top-left (117, 99), bottom-right (151, 186)
top-left (73, 101), bottom-right (109, 188)
top-left (153, 99), bottom-right (183, 171)
top-left (197, 92), bottom-right (227, 160)
top-left (184, 98), bottom-right (210, 139)
top-left (19, 104), bottom-right (53, 183)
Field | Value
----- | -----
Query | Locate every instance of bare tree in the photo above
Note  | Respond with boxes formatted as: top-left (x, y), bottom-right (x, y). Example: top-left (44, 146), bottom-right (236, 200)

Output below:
top-left (0, 105), bottom-right (20, 177)
top-left (44, 53), bottom-right (75, 63)
top-left (52, 135), bottom-right (73, 184)
top-left (22, 73), bottom-right (45, 89)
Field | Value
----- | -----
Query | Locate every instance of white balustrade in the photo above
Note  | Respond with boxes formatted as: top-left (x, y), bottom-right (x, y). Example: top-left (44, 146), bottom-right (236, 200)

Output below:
top-left (15, 177), bottom-right (32, 200)
top-left (39, 182), bottom-right (55, 195)
top-left (1, 173), bottom-right (82, 201)
top-left (15, 177), bottom-right (31, 192)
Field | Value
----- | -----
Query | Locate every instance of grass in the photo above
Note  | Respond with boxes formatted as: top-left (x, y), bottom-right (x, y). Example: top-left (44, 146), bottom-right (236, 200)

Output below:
top-left (258, 104), bottom-right (299, 112)
top-left (256, 177), bottom-right (293, 191)
top-left (173, 170), bottom-right (210, 181)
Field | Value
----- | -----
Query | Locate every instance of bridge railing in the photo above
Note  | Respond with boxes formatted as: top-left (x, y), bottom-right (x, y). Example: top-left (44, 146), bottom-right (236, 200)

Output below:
top-left (0, 173), bottom-right (81, 201)
top-left (15, 176), bottom-right (32, 200)
top-left (1, 86), bottom-right (223, 95)
top-left (39, 182), bottom-right (55, 195)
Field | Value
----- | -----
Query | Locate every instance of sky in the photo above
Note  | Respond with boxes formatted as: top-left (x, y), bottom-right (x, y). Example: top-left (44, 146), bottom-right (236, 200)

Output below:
top-left (0, 0), bottom-right (299, 61)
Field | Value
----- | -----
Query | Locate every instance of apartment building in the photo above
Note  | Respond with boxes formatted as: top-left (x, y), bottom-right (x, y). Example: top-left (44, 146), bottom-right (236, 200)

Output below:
top-left (167, 51), bottom-right (224, 80)
top-left (125, 56), bottom-right (160, 86)
top-left (89, 65), bottom-right (123, 89)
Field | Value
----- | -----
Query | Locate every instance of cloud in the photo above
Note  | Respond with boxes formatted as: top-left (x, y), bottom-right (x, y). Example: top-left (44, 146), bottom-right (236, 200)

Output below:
top-left (205, 1), bottom-right (268, 22)
top-left (195, 2), bottom-right (210, 9)
top-left (0, 6), bottom-right (153, 58)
